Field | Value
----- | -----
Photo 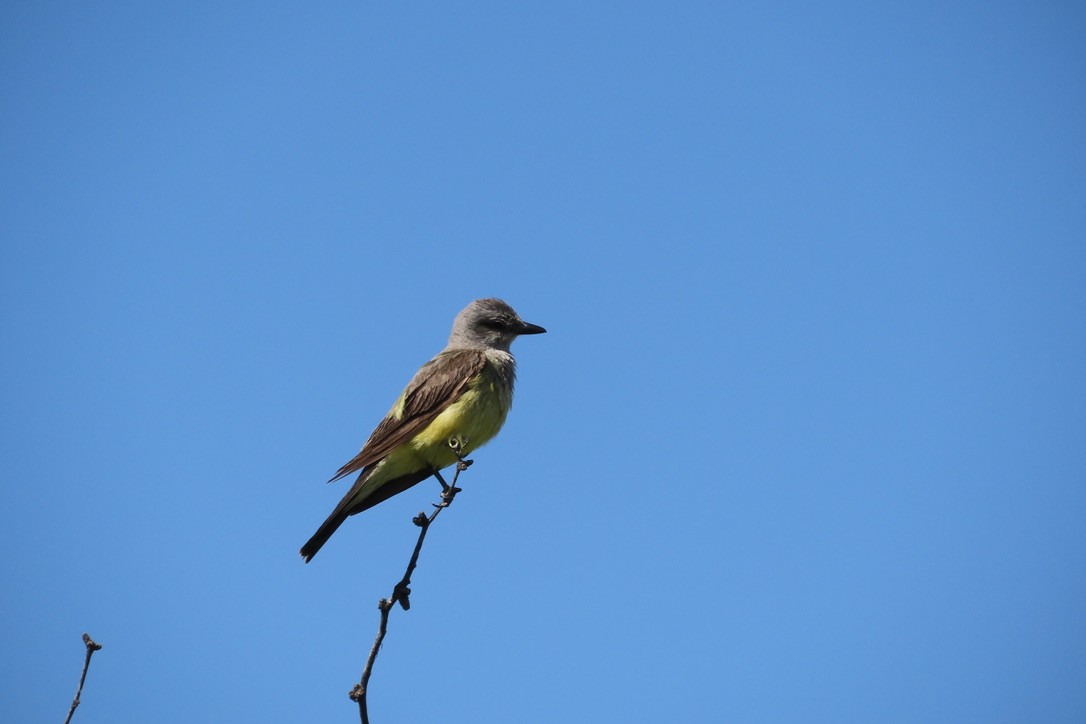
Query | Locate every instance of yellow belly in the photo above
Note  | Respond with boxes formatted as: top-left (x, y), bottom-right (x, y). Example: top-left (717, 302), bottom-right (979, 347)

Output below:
top-left (408, 363), bottom-right (512, 469)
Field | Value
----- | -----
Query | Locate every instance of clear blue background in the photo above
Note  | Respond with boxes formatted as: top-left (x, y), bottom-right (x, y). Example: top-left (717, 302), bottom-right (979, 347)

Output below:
top-left (3, 2), bottom-right (1084, 722)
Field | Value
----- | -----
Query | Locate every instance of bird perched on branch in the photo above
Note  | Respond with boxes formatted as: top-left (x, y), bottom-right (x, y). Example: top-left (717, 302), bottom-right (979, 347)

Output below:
top-left (300, 298), bottom-right (546, 562)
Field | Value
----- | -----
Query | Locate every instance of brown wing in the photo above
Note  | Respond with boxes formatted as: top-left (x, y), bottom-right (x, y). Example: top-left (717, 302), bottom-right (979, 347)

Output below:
top-left (328, 348), bottom-right (486, 482)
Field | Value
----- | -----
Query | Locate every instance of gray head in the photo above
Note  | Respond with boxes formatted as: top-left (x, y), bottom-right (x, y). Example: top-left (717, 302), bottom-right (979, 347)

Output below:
top-left (447, 298), bottom-right (546, 352)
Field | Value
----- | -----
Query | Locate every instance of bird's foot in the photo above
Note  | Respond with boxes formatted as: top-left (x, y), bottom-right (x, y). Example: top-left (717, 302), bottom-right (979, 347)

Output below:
top-left (433, 486), bottom-right (461, 509)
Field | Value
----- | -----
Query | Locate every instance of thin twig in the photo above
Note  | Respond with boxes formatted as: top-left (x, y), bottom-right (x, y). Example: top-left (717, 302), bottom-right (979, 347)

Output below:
top-left (63, 633), bottom-right (102, 724)
top-left (350, 455), bottom-right (472, 724)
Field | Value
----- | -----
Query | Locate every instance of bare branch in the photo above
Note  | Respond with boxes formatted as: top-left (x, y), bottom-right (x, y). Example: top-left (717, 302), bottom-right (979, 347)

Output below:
top-left (350, 456), bottom-right (472, 723)
top-left (63, 633), bottom-right (103, 724)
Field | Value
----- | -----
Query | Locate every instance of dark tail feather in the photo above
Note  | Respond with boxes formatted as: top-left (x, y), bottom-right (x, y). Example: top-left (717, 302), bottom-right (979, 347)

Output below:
top-left (300, 468), bottom-right (436, 563)
top-left (300, 508), bottom-right (349, 562)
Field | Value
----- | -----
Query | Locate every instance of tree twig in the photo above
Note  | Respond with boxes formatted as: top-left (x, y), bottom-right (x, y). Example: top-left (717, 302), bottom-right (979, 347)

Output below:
top-left (64, 633), bottom-right (103, 724)
top-left (349, 454), bottom-right (472, 724)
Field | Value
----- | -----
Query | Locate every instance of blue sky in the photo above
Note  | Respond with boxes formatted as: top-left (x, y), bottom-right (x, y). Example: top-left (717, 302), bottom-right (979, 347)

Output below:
top-left (2, 2), bottom-right (1084, 722)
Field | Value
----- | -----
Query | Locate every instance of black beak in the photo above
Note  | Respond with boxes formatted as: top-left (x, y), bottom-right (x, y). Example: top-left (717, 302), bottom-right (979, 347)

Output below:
top-left (516, 321), bottom-right (547, 335)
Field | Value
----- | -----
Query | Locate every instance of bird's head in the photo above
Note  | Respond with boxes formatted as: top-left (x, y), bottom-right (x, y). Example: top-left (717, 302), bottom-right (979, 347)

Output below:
top-left (448, 298), bottom-right (546, 352)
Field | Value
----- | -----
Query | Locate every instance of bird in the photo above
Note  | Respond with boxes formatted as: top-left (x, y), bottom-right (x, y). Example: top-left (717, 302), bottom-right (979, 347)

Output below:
top-left (300, 298), bottom-right (546, 562)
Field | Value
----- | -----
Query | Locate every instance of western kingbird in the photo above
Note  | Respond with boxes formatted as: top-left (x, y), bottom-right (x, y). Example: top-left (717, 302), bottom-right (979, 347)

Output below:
top-left (300, 298), bottom-right (545, 562)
